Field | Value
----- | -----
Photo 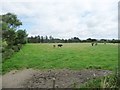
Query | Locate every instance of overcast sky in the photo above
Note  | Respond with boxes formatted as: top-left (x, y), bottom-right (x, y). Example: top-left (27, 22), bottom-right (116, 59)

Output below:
top-left (1, 0), bottom-right (119, 39)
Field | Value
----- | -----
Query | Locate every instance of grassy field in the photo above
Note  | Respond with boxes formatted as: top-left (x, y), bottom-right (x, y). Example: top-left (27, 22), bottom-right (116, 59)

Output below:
top-left (2, 43), bottom-right (118, 74)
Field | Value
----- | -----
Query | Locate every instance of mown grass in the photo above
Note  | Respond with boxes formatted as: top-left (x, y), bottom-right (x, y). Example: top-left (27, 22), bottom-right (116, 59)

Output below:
top-left (2, 43), bottom-right (118, 74)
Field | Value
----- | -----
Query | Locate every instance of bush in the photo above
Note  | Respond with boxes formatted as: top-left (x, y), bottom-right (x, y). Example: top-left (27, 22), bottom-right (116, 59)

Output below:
top-left (2, 49), bottom-right (14, 62)
top-left (17, 44), bottom-right (22, 49)
top-left (0, 47), bottom-right (2, 53)
top-left (1, 41), bottom-right (8, 53)
top-left (2, 44), bottom-right (23, 61)
top-left (0, 46), bottom-right (6, 53)
top-left (12, 45), bottom-right (20, 52)
top-left (86, 65), bottom-right (102, 69)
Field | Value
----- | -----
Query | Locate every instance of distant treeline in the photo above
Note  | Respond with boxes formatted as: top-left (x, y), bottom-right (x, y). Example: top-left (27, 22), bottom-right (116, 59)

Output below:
top-left (27, 36), bottom-right (120, 43)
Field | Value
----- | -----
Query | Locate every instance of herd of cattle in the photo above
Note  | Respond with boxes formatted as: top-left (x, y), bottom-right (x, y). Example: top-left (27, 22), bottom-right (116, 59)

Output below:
top-left (53, 43), bottom-right (99, 48)
top-left (53, 44), bottom-right (63, 48)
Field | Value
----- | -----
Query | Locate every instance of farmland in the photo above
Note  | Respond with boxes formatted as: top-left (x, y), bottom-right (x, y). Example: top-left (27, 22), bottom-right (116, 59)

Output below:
top-left (2, 43), bottom-right (118, 74)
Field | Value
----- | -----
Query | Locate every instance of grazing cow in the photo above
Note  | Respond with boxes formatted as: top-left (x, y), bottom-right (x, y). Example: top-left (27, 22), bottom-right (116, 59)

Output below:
top-left (91, 43), bottom-right (94, 46)
top-left (53, 45), bottom-right (56, 48)
top-left (58, 44), bottom-right (63, 47)
top-left (95, 43), bottom-right (97, 46)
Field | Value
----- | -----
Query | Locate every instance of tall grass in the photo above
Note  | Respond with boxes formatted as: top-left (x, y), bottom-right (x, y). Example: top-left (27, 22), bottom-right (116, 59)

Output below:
top-left (80, 68), bottom-right (119, 88)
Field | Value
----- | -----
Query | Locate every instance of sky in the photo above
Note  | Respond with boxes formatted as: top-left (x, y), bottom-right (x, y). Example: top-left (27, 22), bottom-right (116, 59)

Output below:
top-left (1, 0), bottom-right (119, 39)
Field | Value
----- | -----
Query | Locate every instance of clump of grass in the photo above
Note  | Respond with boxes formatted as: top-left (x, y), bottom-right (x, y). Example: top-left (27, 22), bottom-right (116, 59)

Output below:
top-left (100, 74), bottom-right (118, 88)
top-left (80, 68), bottom-right (119, 88)
top-left (86, 65), bottom-right (102, 69)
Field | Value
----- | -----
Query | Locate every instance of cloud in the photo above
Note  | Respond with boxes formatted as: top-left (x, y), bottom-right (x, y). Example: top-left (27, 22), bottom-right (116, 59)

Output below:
top-left (1, 0), bottom-right (119, 39)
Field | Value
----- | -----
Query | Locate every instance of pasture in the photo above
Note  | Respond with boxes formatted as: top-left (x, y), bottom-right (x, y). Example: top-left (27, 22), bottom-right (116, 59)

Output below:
top-left (2, 43), bottom-right (118, 74)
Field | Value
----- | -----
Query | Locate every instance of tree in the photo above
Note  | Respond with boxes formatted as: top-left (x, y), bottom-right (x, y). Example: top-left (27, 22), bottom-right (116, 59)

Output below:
top-left (2, 13), bottom-right (23, 47)
top-left (2, 13), bottom-right (22, 29)
top-left (41, 36), bottom-right (44, 43)
top-left (86, 38), bottom-right (97, 42)
top-left (37, 35), bottom-right (41, 43)
top-left (49, 36), bottom-right (54, 43)
top-left (15, 29), bottom-right (28, 44)
top-left (1, 13), bottom-right (27, 60)
top-left (73, 37), bottom-right (80, 42)
top-left (2, 29), bottom-right (16, 48)
top-left (45, 36), bottom-right (48, 43)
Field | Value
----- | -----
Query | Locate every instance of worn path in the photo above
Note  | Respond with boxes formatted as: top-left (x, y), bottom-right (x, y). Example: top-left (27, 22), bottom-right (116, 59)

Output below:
top-left (2, 69), bottom-right (112, 88)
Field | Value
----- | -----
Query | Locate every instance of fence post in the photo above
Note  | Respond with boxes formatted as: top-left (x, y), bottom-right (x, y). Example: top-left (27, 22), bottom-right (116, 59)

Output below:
top-left (53, 77), bottom-right (56, 89)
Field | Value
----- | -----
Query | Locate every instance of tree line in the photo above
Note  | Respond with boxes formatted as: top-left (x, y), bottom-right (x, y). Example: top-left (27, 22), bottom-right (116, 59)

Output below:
top-left (28, 36), bottom-right (120, 43)
top-left (1, 13), bottom-right (28, 61)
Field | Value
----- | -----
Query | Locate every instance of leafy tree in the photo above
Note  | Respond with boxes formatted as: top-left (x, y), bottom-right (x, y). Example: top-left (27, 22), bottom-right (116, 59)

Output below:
top-left (1, 13), bottom-right (27, 60)
top-left (37, 35), bottom-right (40, 43)
top-left (45, 36), bottom-right (48, 43)
top-left (15, 29), bottom-right (27, 44)
top-left (3, 29), bottom-right (16, 48)
top-left (49, 36), bottom-right (53, 40)
top-left (2, 13), bottom-right (23, 47)
top-left (2, 13), bottom-right (22, 29)
top-left (73, 37), bottom-right (80, 42)
top-left (41, 36), bottom-right (44, 43)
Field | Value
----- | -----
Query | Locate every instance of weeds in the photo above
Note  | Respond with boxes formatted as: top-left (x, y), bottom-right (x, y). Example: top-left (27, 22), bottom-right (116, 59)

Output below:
top-left (80, 68), bottom-right (119, 88)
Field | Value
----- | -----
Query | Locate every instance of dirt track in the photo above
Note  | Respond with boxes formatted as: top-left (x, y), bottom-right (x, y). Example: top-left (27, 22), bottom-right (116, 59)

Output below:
top-left (0, 75), bottom-right (2, 89)
top-left (2, 69), bottom-right (112, 88)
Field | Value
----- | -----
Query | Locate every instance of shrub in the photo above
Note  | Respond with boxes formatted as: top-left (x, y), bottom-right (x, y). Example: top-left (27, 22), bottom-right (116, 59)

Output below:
top-left (2, 49), bottom-right (14, 62)
top-left (12, 45), bottom-right (20, 52)
top-left (17, 44), bottom-right (22, 49)
top-left (1, 46), bottom-right (6, 53)
top-left (0, 47), bottom-right (2, 53)
top-left (86, 65), bottom-right (102, 69)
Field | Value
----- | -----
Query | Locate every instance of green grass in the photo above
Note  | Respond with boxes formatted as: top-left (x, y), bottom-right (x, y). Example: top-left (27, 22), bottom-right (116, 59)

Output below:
top-left (2, 43), bottom-right (118, 74)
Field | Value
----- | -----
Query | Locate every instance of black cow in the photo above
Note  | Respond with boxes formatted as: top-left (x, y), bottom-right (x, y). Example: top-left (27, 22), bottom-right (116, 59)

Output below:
top-left (58, 44), bottom-right (63, 47)
top-left (53, 45), bottom-right (56, 48)
top-left (91, 43), bottom-right (94, 46)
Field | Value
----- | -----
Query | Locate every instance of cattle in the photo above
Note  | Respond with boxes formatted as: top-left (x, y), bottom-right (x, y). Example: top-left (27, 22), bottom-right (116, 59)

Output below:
top-left (53, 45), bottom-right (56, 48)
top-left (58, 44), bottom-right (63, 47)
top-left (95, 43), bottom-right (97, 46)
top-left (91, 43), bottom-right (94, 46)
